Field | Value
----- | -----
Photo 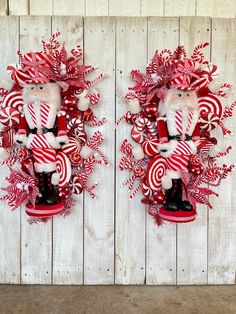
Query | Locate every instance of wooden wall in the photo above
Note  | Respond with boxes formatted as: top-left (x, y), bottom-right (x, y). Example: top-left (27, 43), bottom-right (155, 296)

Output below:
top-left (0, 0), bottom-right (235, 17)
top-left (0, 16), bottom-right (236, 285)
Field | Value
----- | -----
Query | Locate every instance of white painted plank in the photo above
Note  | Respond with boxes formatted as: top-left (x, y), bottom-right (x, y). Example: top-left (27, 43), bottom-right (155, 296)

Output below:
top-left (164, 0), bottom-right (196, 16)
top-left (109, 0), bottom-right (141, 16)
top-left (0, 16), bottom-right (20, 284)
top-left (29, 0), bottom-right (52, 15)
top-left (208, 18), bottom-right (236, 284)
top-left (85, 0), bottom-right (109, 16)
top-left (177, 17), bottom-right (210, 285)
top-left (0, 0), bottom-right (7, 15)
top-left (146, 17), bottom-right (179, 285)
top-left (83, 17), bottom-right (115, 284)
top-left (141, 0), bottom-right (164, 16)
top-left (20, 16), bottom-right (52, 284)
top-left (53, 0), bottom-right (85, 15)
top-left (52, 17), bottom-right (84, 285)
top-left (196, 0), bottom-right (236, 18)
top-left (115, 17), bottom-right (147, 284)
top-left (9, 0), bottom-right (29, 15)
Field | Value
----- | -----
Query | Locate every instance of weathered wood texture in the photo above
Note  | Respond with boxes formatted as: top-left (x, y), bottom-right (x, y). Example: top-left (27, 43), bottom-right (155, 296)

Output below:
top-left (146, 17), bottom-right (179, 285)
top-left (115, 17), bottom-right (147, 284)
top-left (0, 16), bottom-right (235, 285)
top-left (52, 16), bottom-right (84, 285)
top-left (20, 16), bottom-right (52, 284)
top-left (0, 16), bottom-right (20, 284)
top-left (2, 0), bottom-right (236, 17)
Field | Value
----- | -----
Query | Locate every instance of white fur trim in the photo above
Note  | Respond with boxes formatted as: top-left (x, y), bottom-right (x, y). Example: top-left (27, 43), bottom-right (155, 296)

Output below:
top-left (129, 99), bottom-right (141, 114)
top-left (208, 80), bottom-right (221, 94)
top-left (158, 140), bottom-right (177, 158)
top-left (161, 175), bottom-right (172, 189)
top-left (26, 133), bottom-right (34, 149)
top-left (34, 162), bottom-right (56, 173)
top-left (166, 169), bottom-right (181, 179)
top-left (188, 140), bottom-right (197, 154)
top-left (77, 97), bottom-right (90, 111)
top-left (15, 133), bottom-right (27, 145)
top-left (80, 145), bottom-right (93, 159)
top-left (0, 147), bottom-right (10, 160)
top-left (208, 145), bottom-right (221, 157)
top-left (44, 133), bottom-right (61, 149)
top-left (132, 146), bottom-right (144, 160)
top-left (56, 135), bottom-right (69, 145)
top-left (51, 172), bottom-right (60, 185)
top-left (0, 78), bottom-right (14, 91)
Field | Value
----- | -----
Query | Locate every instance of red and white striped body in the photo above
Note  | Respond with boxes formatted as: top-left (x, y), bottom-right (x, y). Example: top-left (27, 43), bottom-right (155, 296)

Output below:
top-left (23, 101), bottom-right (57, 149)
top-left (16, 83), bottom-right (67, 173)
top-left (165, 109), bottom-right (199, 177)
top-left (158, 89), bottom-right (200, 179)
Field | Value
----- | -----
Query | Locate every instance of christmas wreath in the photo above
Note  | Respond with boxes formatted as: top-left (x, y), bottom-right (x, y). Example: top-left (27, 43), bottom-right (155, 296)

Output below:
top-left (0, 32), bottom-right (107, 223)
top-left (117, 43), bottom-right (236, 224)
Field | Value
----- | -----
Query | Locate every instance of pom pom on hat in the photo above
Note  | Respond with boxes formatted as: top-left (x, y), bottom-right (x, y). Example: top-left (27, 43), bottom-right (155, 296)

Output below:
top-left (75, 90), bottom-right (90, 112)
top-left (129, 99), bottom-right (141, 114)
top-left (208, 79), bottom-right (222, 94)
top-left (51, 172), bottom-right (60, 185)
top-left (161, 175), bottom-right (172, 190)
top-left (80, 145), bottom-right (93, 159)
top-left (132, 146), bottom-right (144, 160)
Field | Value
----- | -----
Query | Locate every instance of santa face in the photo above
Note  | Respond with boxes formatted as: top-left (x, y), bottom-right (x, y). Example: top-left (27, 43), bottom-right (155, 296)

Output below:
top-left (160, 89), bottom-right (198, 115)
top-left (23, 82), bottom-right (61, 108)
top-left (22, 82), bottom-right (62, 130)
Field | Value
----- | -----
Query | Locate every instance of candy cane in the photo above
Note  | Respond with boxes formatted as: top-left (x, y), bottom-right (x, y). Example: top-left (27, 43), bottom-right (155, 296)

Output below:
top-left (218, 121), bottom-right (231, 136)
top-left (160, 49), bottom-right (174, 66)
top-left (85, 116), bottom-right (106, 127)
top-left (222, 101), bottom-right (236, 120)
top-left (217, 83), bottom-right (232, 98)
top-left (115, 113), bottom-right (127, 126)
top-left (137, 117), bottom-right (155, 136)
top-left (173, 45), bottom-right (187, 60)
top-left (1, 156), bottom-right (17, 166)
top-left (84, 66), bottom-right (96, 76)
top-left (67, 117), bottom-right (84, 132)
top-left (86, 73), bottom-right (104, 88)
top-left (215, 146), bottom-right (232, 158)
top-left (87, 132), bottom-right (108, 165)
top-left (71, 45), bottom-right (83, 59)
top-left (120, 139), bottom-right (133, 157)
top-left (129, 182), bottom-right (142, 199)
top-left (191, 42), bottom-right (209, 63)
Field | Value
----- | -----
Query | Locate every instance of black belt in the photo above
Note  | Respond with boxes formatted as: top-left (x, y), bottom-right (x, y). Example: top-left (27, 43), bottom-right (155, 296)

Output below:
top-left (168, 134), bottom-right (192, 141)
top-left (30, 127), bottom-right (54, 134)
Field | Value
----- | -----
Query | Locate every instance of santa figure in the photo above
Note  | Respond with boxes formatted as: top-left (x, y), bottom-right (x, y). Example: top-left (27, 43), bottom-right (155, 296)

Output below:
top-left (15, 82), bottom-right (70, 214)
top-left (157, 88), bottom-right (200, 213)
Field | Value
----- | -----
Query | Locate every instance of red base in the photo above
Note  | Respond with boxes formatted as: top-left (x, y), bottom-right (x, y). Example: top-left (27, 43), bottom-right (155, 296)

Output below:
top-left (159, 207), bottom-right (197, 223)
top-left (25, 201), bottom-right (65, 218)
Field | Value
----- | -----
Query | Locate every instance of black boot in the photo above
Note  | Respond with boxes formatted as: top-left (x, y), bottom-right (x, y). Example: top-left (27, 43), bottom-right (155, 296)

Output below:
top-left (44, 172), bottom-right (61, 205)
top-left (164, 179), bottom-right (179, 211)
top-left (35, 172), bottom-right (46, 205)
top-left (175, 179), bottom-right (193, 212)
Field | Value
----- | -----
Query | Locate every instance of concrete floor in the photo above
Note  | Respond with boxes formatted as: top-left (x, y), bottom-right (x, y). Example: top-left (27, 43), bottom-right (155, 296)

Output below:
top-left (0, 285), bottom-right (235, 314)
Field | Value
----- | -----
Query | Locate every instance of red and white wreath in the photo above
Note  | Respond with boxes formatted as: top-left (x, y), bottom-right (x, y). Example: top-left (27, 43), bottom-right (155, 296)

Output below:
top-left (0, 32), bottom-right (107, 223)
top-left (117, 43), bottom-right (236, 225)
